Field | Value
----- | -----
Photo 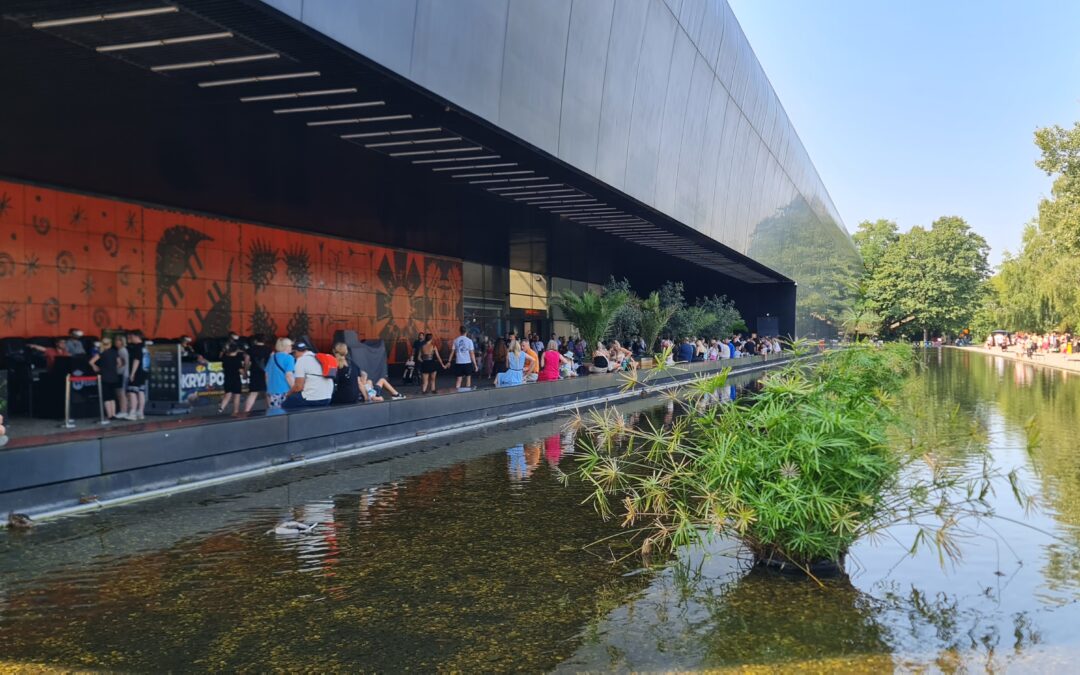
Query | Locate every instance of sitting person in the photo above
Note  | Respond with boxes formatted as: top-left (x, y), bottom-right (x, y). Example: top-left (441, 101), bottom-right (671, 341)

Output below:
top-left (676, 338), bottom-right (695, 363)
top-left (331, 342), bottom-right (361, 405)
top-left (358, 370), bottom-right (405, 402)
top-left (538, 340), bottom-right (572, 382)
top-left (610, 340), bottom-right (637, 372)
top-left (522, 341), bottom-right (540, 383)
top-left (590, 343), bottom-right (619, 374)
top-left (495, 339), bottom-right (535, 387)
top-left (561, 343), bottom-right (579, 378)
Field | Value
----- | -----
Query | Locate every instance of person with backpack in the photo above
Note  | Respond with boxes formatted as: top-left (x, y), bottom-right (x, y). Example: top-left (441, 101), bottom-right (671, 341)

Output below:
top-left (284, 340), bottom-right (334, 408)
top-left (265, 338), bottom-right (295, 411)
top-left (449, 325), bottom-right (478, 390)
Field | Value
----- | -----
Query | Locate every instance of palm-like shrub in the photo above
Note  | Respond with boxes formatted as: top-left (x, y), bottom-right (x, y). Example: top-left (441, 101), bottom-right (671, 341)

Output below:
top-left (555, 289), bottom-right (629, 351)
top-left (638, 291), bottom-right (676, 355)
top-left (573, 344), bottom-right (916, 568)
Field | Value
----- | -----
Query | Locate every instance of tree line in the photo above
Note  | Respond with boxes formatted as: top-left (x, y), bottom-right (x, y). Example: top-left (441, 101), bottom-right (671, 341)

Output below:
top-left (850, 119), bottom-right (1080, 341)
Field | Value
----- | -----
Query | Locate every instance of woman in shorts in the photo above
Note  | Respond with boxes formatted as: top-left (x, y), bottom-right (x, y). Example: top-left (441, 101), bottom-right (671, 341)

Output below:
top-left (265, 338), bottom-right (295, 410)
top-left (358, 370), bottom-right (405, 402)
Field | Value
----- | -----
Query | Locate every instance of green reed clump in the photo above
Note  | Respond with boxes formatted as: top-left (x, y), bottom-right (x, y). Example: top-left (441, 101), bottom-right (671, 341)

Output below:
top-left (573, 343), bottom-right (917, 569)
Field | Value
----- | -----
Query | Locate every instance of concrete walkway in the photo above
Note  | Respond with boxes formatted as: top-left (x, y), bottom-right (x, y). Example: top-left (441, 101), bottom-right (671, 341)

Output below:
top-left (957, 345), bottom-right (1080, 373)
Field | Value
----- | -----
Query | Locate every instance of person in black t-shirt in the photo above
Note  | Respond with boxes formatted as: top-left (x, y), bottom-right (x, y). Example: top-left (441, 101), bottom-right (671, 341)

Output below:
top-left (244, 334), bottom-right (271, 413)
top-left (125, 331), bottom-right (148, 421)
top-left (331, 342), bottom-right (360, 405)
top-left (218, 341), bottom-right (245, 415)
top-left (89, 337), bottom-right (122, 421)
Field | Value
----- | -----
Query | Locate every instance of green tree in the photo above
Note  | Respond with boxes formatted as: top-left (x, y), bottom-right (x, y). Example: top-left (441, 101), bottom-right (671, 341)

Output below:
top-left (867, 216), bottom-right (990, 341)
top-left (696, 295), bottom-right (743, 339)
top-left (638, 291), bottom-right (677, 354)
top-left (554, 288), bottom-right (629, 352)
top-left (603, 277), bottom-right (641, 344)
top-left (852, 218), bottom-right (899, 274)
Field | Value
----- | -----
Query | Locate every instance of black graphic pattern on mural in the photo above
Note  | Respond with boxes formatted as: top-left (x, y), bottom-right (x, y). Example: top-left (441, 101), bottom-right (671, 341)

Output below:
top-left (250, 303), bottom-right (278, 338)
top-left (102, 232), bottom-right (119, 258)
top-left (1, 302), bottom-right (17, 327)
top-left (284, 244), bottom-right (311, 292)
top-left (92, 307), bottom-right (110, 329)
top-left (0, 192), bottom-right (10, 219)
top-left (154, 225), bottom-right (213, 331)
top-left (126, 300), bottom-right (139, 321)
top-left (247, 238), bottom-right (278, 292)
top-left (425, 260), bottom-right (462, 325)
top-left (286, 307), bottom-right (310, 342)
top-left (375, 251), bottom-right (425, 361)
top-left (81, 274), bottom-right (95, 298)
top-left (125, 211), bottom-right (138, 233)
top-left (0, 253), bottom-right (14, 279)
top-left (56, 251), bottom-right (75, 275)
top-left (118, 265), bottom-right (131, 286)
top-left (188, 258), bottom-right (233, 339)
top-left (24, 253), bottom-right (39, 277)
top-left (69, 205), bottom-right (85, 226)
top-left (31, 215), bottom-right (51, 236)
top-left (42, 297), bottom-right (60, 325)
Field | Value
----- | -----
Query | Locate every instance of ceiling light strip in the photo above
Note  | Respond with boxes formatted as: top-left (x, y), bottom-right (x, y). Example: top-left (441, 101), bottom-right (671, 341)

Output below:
top-left (389, 146), bottom-right (483, 157)
top-left (308, 113), bottom-right (411, 126)
top-left (241, 88), bottom-right (356, 102)
top-left (434, 163), bottom-right (517, 172)
top-left (365, 136), bottom-right (461, 148)
top-left (98, 31), bottom-right (233, 52)
top-left (200, 71), bottom-right (320, 88)
top-left (275, 101), bottom-right (384, 114)
top-left (411, 155), bottom-right (499, 164)
top-left (152, 53), bottom-right (280, 72)
top-left (33, 6), bottom-right (179, 28)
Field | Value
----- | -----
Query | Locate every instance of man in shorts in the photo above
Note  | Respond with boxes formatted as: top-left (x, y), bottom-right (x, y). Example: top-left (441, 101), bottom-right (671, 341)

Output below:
top-left (450, 325), bottom-right (478, 390)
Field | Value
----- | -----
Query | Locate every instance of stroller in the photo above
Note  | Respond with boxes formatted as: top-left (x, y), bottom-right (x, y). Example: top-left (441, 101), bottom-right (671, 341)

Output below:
top-left (401, 357), bottom-right (420, 386)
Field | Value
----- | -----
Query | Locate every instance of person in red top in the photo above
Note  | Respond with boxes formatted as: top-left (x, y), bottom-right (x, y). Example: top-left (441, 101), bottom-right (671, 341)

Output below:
top-left (27, 339), bottom-right (68, 370)
top-left (537, 340), bottom-right (569, 382)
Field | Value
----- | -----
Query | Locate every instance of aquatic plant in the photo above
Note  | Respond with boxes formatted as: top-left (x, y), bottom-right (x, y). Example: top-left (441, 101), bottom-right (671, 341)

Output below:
top-left (570, 343), bottom-right (1029, 575)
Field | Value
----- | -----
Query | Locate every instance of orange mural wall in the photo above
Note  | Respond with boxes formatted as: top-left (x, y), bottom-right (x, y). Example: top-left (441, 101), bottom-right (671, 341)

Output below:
top-left (0, 179), bottom-right (462, 362)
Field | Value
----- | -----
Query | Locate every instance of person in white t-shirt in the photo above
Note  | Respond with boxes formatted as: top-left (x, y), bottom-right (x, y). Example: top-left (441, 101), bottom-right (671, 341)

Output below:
top-left (283, 341), bottom-right (333, 408)
top-left (450, 326), bottom-right (478, 390)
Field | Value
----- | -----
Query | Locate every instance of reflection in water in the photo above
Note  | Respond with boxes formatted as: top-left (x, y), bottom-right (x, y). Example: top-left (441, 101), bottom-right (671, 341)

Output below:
top-left (1, 351), bottom-right (1080, 671)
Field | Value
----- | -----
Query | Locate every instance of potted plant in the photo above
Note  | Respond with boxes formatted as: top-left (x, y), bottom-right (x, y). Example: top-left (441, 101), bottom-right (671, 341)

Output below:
top-left (637, 291), bottom-right (676, 369)
top-left (555, 288), bottom-right (628, 355)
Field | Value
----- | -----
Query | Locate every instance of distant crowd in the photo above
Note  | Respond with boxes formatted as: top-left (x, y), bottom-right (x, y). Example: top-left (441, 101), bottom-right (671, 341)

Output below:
top-left (985, 331), bottom-right (1079, 357)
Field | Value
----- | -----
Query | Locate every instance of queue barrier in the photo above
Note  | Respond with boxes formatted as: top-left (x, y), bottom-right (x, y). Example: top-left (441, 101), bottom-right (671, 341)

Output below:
top-left (63, 374), bottom-right (107, 429)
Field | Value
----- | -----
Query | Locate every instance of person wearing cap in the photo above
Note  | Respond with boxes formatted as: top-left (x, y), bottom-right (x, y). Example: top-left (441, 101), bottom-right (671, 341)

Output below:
top-left (65, 328), bottom-right (86, 356)
top-left (283, 340), bottom-right (333, 408)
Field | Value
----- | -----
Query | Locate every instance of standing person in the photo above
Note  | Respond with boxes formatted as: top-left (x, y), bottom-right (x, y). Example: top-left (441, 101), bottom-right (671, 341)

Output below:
top-left (411, 331), bottom-right (426, 364)
top-left (495, 339), bottom-right (534, 387)
top-left (450, 326), bottom-right (478, 390)
top-left (265, 338), bottom-right (295, 411)
top-left (330, 342), bottom-right (360, 405)
top-left (65, 328), bottom-right (87, 356)
top-left (482, 340), bottom-right (494, 380)
top-left (89, 337), bottom-right (122, 421)
top-left (125, 331), bottom-right (148, 421)
top-left (419, 333), bottom-right (447, 394)
top-left (244, 334), bottom-right (271, 413)
top-left (284, 340), bottom-right (333, 408)
top-left (218, 341), bottom-right (246, 415)
top-left (113, 335), bottom-right (131, 419)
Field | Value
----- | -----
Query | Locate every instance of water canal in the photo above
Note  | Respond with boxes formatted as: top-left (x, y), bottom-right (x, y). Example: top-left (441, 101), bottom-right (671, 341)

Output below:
top-left (2, 349), bottom-right (1079, 671)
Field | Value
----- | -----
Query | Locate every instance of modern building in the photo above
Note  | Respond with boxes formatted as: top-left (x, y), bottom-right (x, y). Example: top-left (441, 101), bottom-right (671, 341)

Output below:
top-left (0, 0), bottom-right (859, 358)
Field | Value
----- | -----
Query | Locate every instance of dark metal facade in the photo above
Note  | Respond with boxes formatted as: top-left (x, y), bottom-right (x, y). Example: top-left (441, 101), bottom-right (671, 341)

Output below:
top-left (261, 0), bottom-right (860, 334)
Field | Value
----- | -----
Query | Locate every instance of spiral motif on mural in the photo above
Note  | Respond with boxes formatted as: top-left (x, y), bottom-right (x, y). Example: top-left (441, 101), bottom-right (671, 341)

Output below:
top-left (56, 251), bottom-right (75, 275)
top-left (31, 215), bottom-right (51, 236)
top-left (42, 297), bottom-right (60, 325)
top-left (0, 252), bottom-right (15, 279)
top-left (102, 232), bottom-right (119, 258)
top-left (92, 307), bottom-right (110, 329)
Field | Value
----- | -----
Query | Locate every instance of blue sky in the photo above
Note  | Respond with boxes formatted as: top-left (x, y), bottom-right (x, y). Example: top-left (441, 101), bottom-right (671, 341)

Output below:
top-left (728, 0), bottom-right (1080, 265)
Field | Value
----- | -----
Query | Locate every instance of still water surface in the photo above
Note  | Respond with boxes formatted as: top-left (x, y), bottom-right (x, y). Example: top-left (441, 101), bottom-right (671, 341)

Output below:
top-left (2, 350), bottom-right (1080, 671)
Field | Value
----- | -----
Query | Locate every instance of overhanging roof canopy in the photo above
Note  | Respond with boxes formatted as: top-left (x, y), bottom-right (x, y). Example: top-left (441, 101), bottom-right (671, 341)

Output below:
top-left (2, 0), bottom-right (791, 285)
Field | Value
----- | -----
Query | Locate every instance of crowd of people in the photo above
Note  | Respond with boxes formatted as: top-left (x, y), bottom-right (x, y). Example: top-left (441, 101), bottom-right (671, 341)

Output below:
top-left (406, 329), bottom-right (785, 391)
top-left (985, 331), bottom-right (1079, 358)
top-left (8, 324), bottom-right (784, 429)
